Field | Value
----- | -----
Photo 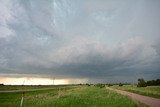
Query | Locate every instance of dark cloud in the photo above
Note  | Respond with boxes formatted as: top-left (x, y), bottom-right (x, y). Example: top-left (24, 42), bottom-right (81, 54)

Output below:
top-left (0, 0), bottom-right (160, 83)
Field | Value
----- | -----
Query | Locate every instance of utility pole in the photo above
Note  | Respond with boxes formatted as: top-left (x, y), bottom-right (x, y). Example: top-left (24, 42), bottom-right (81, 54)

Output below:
top-left (53, 77), bottom-right (55, 85)
top-left (20, 80), bottom-right (25, 107)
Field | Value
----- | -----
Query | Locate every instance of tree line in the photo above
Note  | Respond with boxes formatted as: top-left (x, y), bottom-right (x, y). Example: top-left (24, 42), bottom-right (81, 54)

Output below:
top-left (137, 78), bottom-right (160, 87)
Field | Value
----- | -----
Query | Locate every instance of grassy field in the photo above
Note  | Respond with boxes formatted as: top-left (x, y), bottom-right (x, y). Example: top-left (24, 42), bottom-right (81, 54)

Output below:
top-left (0, 85), bottom-right (76, 91)
top-left (0, 85), bottom-right (147, 107)
top-left (112, 85), bottom-right (160, 98)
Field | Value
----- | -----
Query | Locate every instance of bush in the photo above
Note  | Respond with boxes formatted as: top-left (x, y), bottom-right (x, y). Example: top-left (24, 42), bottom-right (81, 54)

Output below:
top-left (95, 83), bottom-right (105, 88)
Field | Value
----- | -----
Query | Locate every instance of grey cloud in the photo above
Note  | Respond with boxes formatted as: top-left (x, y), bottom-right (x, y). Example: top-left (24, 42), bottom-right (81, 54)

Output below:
top-left (0, 0), bottom-right (160, 83)
top-left (49, 38), bottom-right (159, 79)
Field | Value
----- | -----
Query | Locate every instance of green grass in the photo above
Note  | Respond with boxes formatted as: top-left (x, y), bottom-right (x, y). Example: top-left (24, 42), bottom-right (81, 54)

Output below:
top-left (112, 85), bottom-right (160, 98)
top-left (0, 85), bottom-right (147, 107)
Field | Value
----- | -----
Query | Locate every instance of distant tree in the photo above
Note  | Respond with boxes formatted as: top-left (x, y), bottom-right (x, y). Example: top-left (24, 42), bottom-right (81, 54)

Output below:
top-left (108, 84), bottom-right (113, 87)
top-left (86, 83), bottom-right (90, 86)
top-left (156, 79), bottom-right (160, 85)
top-left (137, 78), bottom-right (147, 87)
top-left (119, 83), bottom-right (123, 86)
top-left (146, 79), bottom-right (160, 86)
top-left (0, 84), bottom-right (4, 86)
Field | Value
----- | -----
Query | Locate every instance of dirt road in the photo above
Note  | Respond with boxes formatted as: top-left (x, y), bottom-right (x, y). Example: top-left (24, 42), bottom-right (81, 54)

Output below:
top-left (106, 87), bottom-right (160, 107)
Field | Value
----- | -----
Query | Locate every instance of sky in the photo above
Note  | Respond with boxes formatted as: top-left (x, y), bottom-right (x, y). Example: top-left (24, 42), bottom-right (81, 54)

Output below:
top-left (0, 0), bottom-right (160, 85)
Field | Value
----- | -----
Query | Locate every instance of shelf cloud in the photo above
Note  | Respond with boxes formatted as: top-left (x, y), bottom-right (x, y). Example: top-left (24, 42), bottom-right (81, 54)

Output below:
top-left (0, 0), bottom-right (160, 83)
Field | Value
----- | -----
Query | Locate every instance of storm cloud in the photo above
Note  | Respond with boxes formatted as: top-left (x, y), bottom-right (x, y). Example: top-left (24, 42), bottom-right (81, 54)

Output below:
top-left (0, 0), bottom-right (160, 83)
